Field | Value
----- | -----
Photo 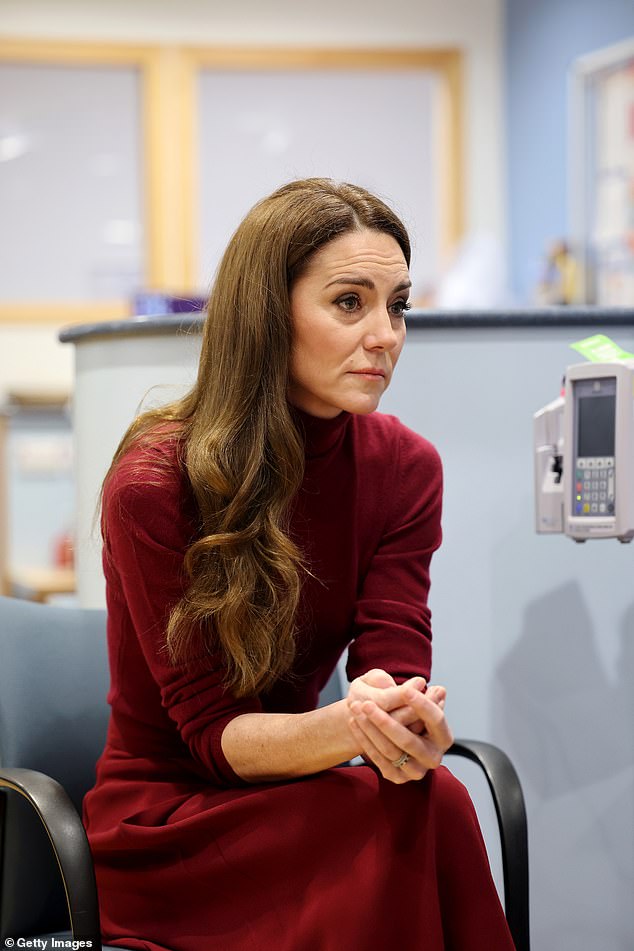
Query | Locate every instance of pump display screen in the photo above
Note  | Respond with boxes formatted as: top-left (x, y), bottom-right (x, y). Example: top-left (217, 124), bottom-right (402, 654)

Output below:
top-left (572, 377), bottom-right (616, 518)
top-left (577, 394), bottom-right (616, 456)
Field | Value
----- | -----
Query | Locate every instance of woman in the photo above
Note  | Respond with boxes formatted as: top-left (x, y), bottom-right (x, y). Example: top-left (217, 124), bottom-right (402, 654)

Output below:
top-left (84, 178), bottom-right (515, 950)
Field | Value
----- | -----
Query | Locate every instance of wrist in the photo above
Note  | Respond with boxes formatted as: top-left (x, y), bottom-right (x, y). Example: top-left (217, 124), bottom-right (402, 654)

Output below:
top-left (310, 699), bottom-right (362, 764)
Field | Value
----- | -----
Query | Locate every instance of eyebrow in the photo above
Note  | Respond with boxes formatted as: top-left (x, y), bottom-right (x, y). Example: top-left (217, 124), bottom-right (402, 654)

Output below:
top-left (325, 277), bottom-right (412, 292)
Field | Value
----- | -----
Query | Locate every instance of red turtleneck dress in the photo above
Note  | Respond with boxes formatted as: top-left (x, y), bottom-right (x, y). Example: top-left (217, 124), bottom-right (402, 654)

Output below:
top-left (83, 409), bottom-right (515, 951)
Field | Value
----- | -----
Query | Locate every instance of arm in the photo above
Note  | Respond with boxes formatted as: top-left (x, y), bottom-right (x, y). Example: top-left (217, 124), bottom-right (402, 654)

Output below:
top-left (106, 430), bottom-right (444, 786)
top-left (344, 425), bottom-right (451, 782)
top-left (225, 428), bottom-right (444, 783)
top-left (346, 424), bottom-right (443, 685)
top-left (105, 448), bottom-right (422, 785)
top-left (221, 675), bottom-right (428, 782)
top-left (221, 701), bottom-right (355, 782)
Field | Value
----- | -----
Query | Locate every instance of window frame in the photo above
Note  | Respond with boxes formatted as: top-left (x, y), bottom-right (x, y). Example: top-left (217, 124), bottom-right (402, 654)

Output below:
top-left (0, 39), bottom-right (464, 324)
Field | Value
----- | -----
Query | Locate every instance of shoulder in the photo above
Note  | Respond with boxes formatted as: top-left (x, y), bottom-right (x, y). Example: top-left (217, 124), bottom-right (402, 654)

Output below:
top-left (105, 434), bottom-right (183, 502)
top-left (103, 434), bottom-right (196, 544)
top-left (348, 413), bottom-right (443, 555)
top-left (350, 412), bottom-right (442, 482)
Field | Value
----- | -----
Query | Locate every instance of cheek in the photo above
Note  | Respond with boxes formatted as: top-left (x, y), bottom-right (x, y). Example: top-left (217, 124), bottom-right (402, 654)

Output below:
top-left (292, 330), bottom-right (325, 372)
top-left (289, 315), bottom-right (313, 362)
top-left (392, 330), bottom-right (406, 365)
top-left (297, 322), bottom-right (346, 368)
top-left (289, 329), bottom-right (327, 386)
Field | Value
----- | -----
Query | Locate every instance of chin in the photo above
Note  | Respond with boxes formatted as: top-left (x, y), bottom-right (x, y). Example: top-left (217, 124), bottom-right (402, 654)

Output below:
top-left (342, 395), bottom-right (383, 416)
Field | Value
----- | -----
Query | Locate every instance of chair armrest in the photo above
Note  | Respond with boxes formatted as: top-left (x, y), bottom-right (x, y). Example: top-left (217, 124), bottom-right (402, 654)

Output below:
top-left (0, 767), bottom-right (102, 949)
top-left (449, 739), bottom-right (530, 951)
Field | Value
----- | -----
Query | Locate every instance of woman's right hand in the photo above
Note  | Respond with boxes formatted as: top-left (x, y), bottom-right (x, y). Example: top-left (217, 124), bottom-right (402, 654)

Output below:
top-left (347, 668), bottom-right (426, 720)
top-left (347, 668), bottom-right (431, 733)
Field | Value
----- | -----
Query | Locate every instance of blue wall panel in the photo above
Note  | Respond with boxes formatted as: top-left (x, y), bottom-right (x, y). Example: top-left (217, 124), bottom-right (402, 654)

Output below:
top-left (506, 0), bottom-right (634, 301)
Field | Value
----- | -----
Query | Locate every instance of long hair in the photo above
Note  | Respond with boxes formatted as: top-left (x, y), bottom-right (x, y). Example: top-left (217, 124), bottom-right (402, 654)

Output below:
top-left (104, 178), bottom-right (411, 697)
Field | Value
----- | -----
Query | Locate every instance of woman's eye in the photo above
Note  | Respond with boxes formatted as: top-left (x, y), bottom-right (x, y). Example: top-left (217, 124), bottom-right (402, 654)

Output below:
top-left (389, 299), bottom-right (412, 317)
top-left (336, 294), bottom-right (361, 313)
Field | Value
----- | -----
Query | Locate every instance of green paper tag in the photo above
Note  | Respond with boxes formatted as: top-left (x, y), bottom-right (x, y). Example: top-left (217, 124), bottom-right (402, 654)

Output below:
top-left (570, 333), bottom-right (634, 363)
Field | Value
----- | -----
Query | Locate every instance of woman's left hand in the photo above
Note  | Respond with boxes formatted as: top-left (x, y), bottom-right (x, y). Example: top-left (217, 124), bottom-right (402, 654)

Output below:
top-left (348, 685), bottom-right (453, 784)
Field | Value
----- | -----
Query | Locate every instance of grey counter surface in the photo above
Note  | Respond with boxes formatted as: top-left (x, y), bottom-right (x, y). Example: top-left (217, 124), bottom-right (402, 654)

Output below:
top-left (59, 306), bottom-right (634, 343)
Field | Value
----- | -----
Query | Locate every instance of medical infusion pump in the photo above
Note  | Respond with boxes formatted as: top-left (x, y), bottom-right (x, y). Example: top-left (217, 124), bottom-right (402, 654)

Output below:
top-left (534, 360), bottom-right (634, 542)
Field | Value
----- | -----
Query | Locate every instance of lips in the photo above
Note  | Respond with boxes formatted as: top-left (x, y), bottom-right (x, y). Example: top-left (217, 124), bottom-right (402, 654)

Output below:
top-left (350, 368), bottom-right (386, 377)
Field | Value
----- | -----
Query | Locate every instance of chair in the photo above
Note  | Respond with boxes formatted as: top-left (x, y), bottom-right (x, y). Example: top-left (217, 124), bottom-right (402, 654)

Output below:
top-left (0, 596), bottom-right (530, 951)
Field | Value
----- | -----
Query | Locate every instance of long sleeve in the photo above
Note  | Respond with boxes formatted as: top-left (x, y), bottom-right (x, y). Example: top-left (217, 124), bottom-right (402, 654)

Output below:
top-left (103, 445), bottom-right (262, 787)
top-left (346, 421), bottom-right (443, 684)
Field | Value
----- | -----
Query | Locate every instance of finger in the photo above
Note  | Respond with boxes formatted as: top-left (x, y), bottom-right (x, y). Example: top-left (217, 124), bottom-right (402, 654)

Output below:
top-left (403, 675), bottom-right (427, 690)
top-left (426, 685), bottom-right (447, 706)
top-left (424, 686), bottom-right (446, 714)
top-left (361, 697), bottom-right (451, 770)
top-left (391, 677), bottom-right (428, 715)
top-left (403, 689), bottom-right (454, 751)
top-left (361, 668), bottom-right (397, 689)
top-left (347, 683), bottom-right (401, 713)
top-left (391, 705), bottom-right (420, 725)
top-left (352, 704), bottom-right (429, 781)
top-left (369, 677), bottom-right (427, 712)
top-left (348, 717), bottom-right (411, 784)
top-left (379, 675), bottom-right (431, 727)
top-left (349, 705), bottom-right (427, 782)
top-left (404, 687), bottom-right (446, 723)
top-left (347, 677), bottom-right (427, 728)
top-left (351, 705), bottom-right (406, 763)
top-left (390, 707), bottom-right (425, 734)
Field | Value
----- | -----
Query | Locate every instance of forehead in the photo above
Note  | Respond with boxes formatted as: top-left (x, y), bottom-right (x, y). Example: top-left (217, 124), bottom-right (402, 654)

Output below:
top-left (303, 229), bottom-right (408, 280)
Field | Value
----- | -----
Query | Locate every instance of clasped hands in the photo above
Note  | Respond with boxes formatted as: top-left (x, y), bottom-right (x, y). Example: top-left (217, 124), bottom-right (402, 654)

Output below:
top-left (347, 668), bottom-right (453, 784)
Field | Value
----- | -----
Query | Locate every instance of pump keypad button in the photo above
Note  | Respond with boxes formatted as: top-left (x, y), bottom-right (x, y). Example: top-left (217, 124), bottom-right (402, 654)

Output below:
top-left (576, 457), bottom-right (615, 517)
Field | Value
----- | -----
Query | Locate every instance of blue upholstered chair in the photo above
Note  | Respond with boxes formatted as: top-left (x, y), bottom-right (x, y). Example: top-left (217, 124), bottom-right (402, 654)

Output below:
top-left (0, 596), bottom-right (123, 951)
top-left (0, 595), bottom-right (530, 951)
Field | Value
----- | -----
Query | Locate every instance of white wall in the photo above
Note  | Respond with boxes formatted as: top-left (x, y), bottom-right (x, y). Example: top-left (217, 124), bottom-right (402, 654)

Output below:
top-left (0, 0), bottom-right (505, 398)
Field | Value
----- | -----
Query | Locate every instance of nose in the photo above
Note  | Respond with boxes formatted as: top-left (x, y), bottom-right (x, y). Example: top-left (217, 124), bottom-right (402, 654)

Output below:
top-left (363, 306), bottom-right (403, 351)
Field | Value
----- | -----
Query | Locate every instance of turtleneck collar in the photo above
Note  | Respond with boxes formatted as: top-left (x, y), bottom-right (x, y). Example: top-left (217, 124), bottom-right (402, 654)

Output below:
top-left (290, 406), bottom-right (351, 459)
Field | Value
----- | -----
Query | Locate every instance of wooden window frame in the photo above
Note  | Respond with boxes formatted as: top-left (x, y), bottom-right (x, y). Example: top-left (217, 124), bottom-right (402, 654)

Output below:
top-left (0, 39), bottom-right (464, 325)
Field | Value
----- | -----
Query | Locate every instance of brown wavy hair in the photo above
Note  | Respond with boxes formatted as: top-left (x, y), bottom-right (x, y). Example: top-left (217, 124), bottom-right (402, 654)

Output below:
top-left (104, 178), bottom-right (411, 697)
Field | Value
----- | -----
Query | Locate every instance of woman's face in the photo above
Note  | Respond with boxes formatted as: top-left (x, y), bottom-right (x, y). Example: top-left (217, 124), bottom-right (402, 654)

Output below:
top-left (288, 228), bottom-right (410, 419)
